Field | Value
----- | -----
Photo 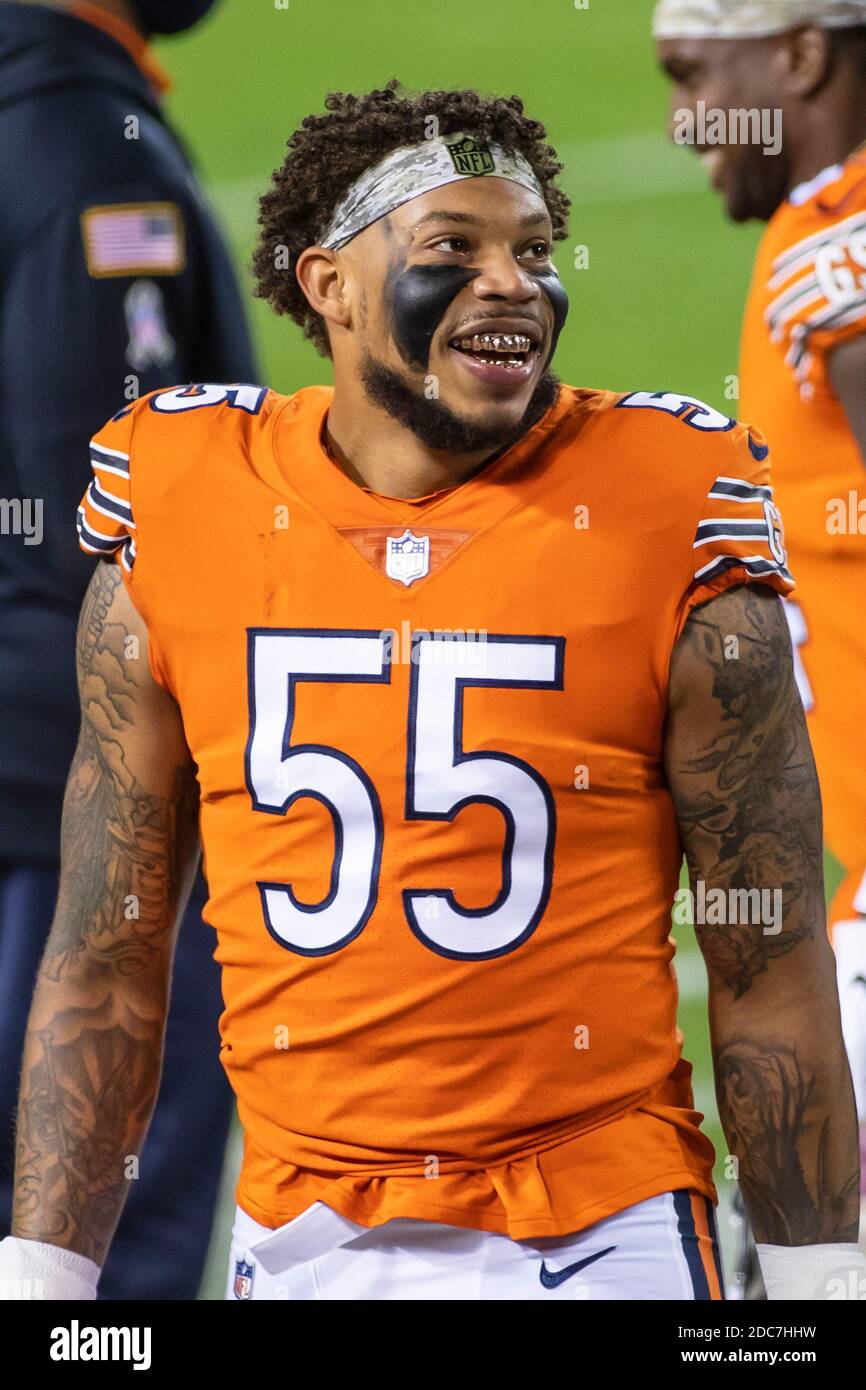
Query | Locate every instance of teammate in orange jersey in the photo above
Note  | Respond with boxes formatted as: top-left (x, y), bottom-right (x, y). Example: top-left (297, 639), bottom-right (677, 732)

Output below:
top-left (1, 81), bottom-right (863, 1302)
top-left (655, 0), bottom-right (866, 1265)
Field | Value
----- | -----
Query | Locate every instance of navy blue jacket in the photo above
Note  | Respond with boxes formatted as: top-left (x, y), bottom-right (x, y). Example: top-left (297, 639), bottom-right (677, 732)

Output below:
top-left (0, 2), bottom-right (257, 863)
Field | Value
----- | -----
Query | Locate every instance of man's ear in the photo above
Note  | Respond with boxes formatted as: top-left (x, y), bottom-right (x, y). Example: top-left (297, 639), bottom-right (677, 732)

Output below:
top-left (783, 24), bottom-right (834, 98)
top-left (295, 247), bottom-right (352, 332)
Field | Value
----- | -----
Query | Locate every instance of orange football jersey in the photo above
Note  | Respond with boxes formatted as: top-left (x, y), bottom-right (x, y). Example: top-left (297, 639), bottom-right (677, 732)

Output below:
top-left (79, 383), bottom-right (791, 1238)
top-left (740, 152), bottom-right (866, 890)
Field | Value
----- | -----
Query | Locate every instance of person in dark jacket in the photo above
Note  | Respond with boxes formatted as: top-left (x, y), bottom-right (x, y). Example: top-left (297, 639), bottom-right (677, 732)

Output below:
top-left (0, 0), bottom-right (254, 1299)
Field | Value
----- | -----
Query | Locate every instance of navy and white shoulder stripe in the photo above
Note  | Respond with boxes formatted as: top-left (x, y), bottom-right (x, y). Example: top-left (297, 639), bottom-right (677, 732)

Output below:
top-left (89, 441), bottom-right (130, 479)
top-left (691, 475), bottom-right (794, 591)
top-left (77, 438), bottom-right (136, 570)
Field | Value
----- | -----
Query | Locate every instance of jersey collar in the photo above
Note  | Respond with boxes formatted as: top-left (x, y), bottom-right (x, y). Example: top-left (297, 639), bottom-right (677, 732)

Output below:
top-left (71, 1), bottom-right (171, 94)
top-left (789, 162), bottom-right (845, 207)
top-left (266, 382), bottom-right (579, 535)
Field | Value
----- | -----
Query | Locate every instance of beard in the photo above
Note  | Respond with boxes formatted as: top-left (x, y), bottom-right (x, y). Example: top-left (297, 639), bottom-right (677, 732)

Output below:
top-left (359, 350), bottom-right (561, 456)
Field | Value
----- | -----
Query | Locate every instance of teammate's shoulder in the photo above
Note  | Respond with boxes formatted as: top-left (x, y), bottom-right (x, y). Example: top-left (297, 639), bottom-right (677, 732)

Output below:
top-left (766, 153), bottom-right (866, 275)
top-left (782, 153), bottom-right (866, 229)
top-left (759, 156), bottom-right (866, 388)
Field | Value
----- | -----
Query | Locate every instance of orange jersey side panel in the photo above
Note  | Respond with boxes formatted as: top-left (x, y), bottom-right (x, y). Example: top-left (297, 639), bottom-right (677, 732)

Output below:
top-left (739, 155), bottom-right (866, 873)
top-left (80, 383), bottom-right (791, 1237)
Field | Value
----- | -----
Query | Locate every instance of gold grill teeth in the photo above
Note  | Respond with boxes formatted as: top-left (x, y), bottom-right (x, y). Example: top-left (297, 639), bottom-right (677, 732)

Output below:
top-left (454, 332), bottom-right (533, 353)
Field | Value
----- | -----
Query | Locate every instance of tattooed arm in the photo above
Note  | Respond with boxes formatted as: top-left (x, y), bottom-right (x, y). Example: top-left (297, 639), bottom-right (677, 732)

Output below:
top-left (11, 561), bottom-right (200, 1267)
top-left (665, 583), bottom-right (859, 1248)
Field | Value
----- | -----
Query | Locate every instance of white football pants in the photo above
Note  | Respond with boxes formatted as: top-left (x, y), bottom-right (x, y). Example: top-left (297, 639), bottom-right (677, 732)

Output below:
top-left (225, 1188), bottom-right (724, 1301)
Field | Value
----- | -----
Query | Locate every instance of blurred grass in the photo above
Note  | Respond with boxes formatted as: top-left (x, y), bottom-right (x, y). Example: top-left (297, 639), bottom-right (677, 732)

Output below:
top-left (151, 0), bottom-right (815, 1296)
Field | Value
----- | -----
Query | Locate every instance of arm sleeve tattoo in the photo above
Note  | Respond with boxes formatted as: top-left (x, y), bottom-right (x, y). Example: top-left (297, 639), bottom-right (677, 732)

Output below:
top-left (665, 583), bottom-right (860, 1244)
top-left (12, 562), bottom-right (200, 1263)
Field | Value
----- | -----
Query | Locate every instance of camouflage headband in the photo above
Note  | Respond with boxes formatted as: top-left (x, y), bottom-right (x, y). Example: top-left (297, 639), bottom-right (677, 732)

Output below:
top-left (318, 134), bottom-right (545, 251)
top-left (653, 0), bottom-right (866, 37)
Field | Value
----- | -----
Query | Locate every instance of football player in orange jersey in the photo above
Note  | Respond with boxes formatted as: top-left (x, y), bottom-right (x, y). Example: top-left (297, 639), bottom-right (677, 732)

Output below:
top-left (1, 80), bottom-right (863, 1302)
top-left (655, 0), bottom-right (866, 1272)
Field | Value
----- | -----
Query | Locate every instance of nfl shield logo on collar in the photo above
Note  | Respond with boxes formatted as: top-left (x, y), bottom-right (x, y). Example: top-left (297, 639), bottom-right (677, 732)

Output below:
top-left (385, 529), bottom-right (430, 587)
top-left (233, 1258), bottom-right (255, 1300)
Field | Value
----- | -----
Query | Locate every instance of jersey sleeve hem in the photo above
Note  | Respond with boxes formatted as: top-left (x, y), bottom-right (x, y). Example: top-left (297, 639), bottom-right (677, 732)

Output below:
top-left (77, 396), bottom-right (175, 695)
top-left (674, 562), bottom-right (795, 646)
top-left (672, 422), bottom-right (795, 644)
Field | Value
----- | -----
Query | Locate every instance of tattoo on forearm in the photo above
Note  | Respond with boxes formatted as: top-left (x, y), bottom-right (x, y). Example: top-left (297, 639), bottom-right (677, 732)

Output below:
top-left (716, 1040), bottom-right (860, 1245)
top-left (668, 585), bottom-right (824, 997)
top-left (12, 562), bottom-right (198, 1260)
top-left (668, 586), bottom-right (858, 1246)
top-left (13, 1003), bottom-right (164, 1257)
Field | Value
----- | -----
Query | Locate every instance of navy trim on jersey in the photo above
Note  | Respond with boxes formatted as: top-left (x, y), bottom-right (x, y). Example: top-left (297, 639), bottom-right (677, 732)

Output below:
top-left (615, 390), bottom-right (736, 433)
top-left (694, 552), bottom-right (795, 589)
top-left (673, 1190), bottom-right (714, 1301)
top-left (705, 1196), bottom-right (725, 1296)
top-left (148, 383), bottom-right (268, 415)
top-left (90, 443), bottom-right (130, 478)
top-left (87, 479), bottom-right (134, 526)
top-left (707, 477), bottom-right (772, 502)
top-left (694, 520), bottom-right (771, 545)
top-left (76, 507), bottom-right (122, 553)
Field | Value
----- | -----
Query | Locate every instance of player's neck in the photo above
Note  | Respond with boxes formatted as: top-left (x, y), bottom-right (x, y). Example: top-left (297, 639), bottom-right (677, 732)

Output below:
top-left (784, 99), bottom-right (866, 198)
top-left (324, 393), bottom-right (504, 500)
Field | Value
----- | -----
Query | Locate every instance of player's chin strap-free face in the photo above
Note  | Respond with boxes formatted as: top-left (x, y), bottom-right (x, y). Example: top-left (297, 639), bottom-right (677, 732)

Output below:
top-left (318, 134), bottom-right (569, 373)
top-left (652, 0), bottom-right (866, 38)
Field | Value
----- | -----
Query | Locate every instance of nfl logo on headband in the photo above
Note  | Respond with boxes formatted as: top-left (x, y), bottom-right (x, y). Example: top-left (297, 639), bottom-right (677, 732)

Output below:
top-left (318, 133), bottom-right (545, 251)
top-left (445, 137), bottom-right (496, 177)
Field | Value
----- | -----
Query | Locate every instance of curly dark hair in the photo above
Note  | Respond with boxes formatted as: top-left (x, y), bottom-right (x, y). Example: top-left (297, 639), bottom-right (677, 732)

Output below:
top-left (252, 79), bottom-right (570, 358)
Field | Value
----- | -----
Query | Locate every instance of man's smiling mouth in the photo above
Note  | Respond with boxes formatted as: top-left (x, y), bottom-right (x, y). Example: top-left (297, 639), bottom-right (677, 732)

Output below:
top-left (443, 314), bottom-right (546, 388)
top-left (449, 331), bottom-right (535, 368)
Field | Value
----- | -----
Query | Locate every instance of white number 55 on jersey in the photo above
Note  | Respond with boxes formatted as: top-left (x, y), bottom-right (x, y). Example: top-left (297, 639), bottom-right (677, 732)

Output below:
top-left (245, 630), bottom-right (563, 960)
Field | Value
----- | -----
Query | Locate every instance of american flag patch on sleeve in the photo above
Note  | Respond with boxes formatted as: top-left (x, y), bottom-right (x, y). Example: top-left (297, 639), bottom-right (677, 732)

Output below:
top-left (81, 202), bottom-right (186, 278)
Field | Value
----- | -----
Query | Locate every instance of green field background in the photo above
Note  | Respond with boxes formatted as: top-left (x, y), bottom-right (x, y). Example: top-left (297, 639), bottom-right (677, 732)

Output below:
top-left (152, 0), bottom-right (807, 1296)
